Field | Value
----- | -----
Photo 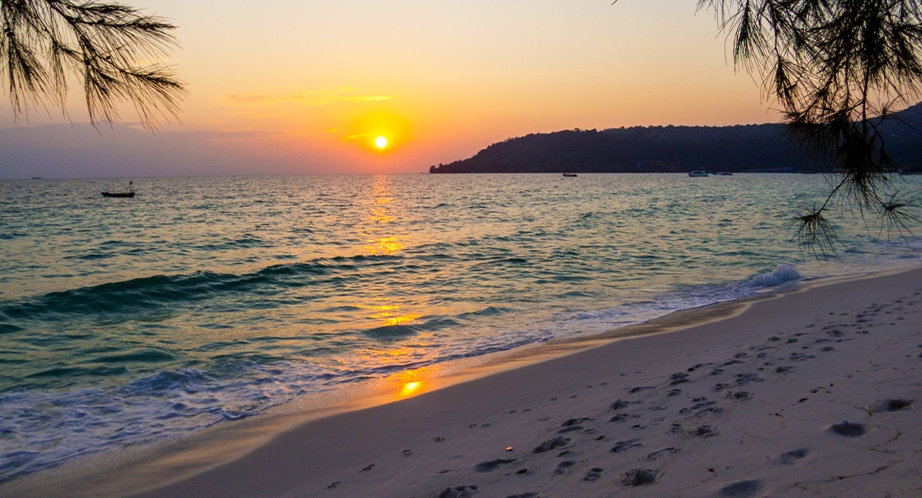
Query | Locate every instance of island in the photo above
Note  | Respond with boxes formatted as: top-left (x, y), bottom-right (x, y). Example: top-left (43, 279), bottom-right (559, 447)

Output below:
top-left (430, 103), bottom-right (922, 174)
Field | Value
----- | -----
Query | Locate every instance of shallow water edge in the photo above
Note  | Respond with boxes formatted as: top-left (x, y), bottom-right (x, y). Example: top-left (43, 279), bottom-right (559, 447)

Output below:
top-left (8, 263), bottom-right (919, 498)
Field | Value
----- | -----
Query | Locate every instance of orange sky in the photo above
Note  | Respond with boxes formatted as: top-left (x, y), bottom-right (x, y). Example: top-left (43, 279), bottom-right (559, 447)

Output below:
top-left (0, 1), bottom-right (784, 178)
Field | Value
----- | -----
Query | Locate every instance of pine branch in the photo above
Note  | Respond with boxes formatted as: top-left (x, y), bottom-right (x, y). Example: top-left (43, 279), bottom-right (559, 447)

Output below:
top-left (1, 0), bottom-right (186, 130)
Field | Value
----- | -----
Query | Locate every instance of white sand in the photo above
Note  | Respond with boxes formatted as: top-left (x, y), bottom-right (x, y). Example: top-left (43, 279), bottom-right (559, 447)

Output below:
top-left (6, 267), bottom-right (922, 498)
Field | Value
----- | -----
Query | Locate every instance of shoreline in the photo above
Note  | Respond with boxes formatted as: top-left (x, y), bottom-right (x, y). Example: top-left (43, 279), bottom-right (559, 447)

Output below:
top-left (6, 265), bottom-right (922, 497)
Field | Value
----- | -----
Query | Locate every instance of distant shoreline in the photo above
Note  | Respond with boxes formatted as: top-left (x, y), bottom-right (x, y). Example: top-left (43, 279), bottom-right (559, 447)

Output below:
top-left (429, 103), bottom-right (922, 175)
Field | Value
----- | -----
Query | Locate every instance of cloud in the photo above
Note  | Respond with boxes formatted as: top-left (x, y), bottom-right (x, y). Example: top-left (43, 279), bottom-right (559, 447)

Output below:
top-left (219, 87), bottom-right (393, 107)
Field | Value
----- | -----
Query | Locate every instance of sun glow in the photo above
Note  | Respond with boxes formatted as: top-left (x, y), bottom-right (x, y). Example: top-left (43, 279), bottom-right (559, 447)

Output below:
top-left (374, 136), bottom-right (388, 149)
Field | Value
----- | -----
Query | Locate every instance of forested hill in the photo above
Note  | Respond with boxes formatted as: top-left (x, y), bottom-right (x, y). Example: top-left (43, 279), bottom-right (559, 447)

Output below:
top-left (429, 103), bottom-right (922, 174)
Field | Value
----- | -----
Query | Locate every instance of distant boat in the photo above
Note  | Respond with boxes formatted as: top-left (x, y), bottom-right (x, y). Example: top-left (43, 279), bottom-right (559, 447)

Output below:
top-left (688, 171), bottom-right (709, 177)
top-left (562, 173), bottom-right (578, 177)
top-left (102, 180), bottom-right (135, 198)
top-left (31, 176), bottom-right (42, 179)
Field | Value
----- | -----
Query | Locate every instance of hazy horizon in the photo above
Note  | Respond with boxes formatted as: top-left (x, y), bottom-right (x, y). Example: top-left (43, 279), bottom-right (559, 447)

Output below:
top-left (2, 0), bottom-right (791, 179)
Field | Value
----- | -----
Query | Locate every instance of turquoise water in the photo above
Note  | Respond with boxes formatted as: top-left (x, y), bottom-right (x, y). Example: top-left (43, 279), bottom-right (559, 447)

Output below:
top-left (1, 173), bottom-right (920, 481)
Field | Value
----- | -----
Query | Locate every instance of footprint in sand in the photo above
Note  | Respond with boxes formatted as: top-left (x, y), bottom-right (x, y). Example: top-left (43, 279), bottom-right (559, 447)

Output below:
top-left (558, 417), bottom-right (592, 434)
top-left (621, 468), bottom-right (657, 486)
top-left (504, 493), bottom-right (538, 498)
top-left (611, 439), bottom-right (643, 453)
top-left (474, 459), bottom-right (516, 473)
top-left (718, 479), bottom-right (763, 497)
top-left (553, 460), bottom-right (576, 475)
top-left (609, 399), bottom-right (630, 410)
top-left (438, 485), bottom-right (478, 498)
top-left (669, 372), bottom-right (690, 385)
top-left (609, 413), bottom-right (631, 423)
top-left (582, 467), bottom-right (604, 481)
top-left (646, 447), bottom-right (679, 460)
top-left (533, 436), bottom-right (570, 454)
top-left (734, 373), bottom-right (763, 385)
top-left (692, 425), bottom-right (718, 437)
top-left (729, 391), bottom-right (752, 401)
top-left (870, 399), bottom-right (912, 412)
top-left (359, 464), bottom-right (375, 472)
top-left (778, 448), bottom-right (809, 465)
top-left (679, 399), bottom-right (719, 416)
top-left (830, 421), bottom-right (868, 437)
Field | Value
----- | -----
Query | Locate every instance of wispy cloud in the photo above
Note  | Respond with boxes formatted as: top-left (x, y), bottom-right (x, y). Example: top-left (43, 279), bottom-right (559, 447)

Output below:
top-left (219, 87), bottom-right (393, 107)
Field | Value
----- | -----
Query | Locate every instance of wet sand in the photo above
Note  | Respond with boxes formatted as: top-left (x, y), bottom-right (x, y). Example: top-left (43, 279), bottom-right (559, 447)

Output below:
top-left (6, 266), bottom-right (922, 498)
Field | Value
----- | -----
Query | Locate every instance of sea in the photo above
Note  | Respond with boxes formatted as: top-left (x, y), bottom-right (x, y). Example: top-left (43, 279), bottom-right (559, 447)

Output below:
top-left (1, 173), bottom-right (921, 482)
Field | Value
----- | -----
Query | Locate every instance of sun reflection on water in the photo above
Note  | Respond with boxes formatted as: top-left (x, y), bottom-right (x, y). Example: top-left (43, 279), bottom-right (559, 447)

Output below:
top-left (365, 236), bottom-right (404, 255)
top-left (361, 176), bottom-right (406, 255)
top-left (355, 176), bottom-right (428, 377)
top-left (400, 381), bottom-right (423, 397)
top-left (359, 304), bottom-right (421, 327)
top-left (392, 368), bottom-right (435, 398)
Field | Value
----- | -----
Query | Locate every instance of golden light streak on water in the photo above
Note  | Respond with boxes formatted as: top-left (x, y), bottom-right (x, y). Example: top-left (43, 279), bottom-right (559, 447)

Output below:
top-left (399, 381), bottom-right (423, 397)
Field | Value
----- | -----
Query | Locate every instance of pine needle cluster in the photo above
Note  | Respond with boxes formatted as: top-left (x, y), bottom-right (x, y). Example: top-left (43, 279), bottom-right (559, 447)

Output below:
top-left (698, 0), bottom-right (922, 257)
top-left (1, 0), bottom-right (186, 130)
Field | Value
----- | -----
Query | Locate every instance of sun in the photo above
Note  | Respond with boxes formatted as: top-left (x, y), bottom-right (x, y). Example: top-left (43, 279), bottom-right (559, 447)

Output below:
top-left (374, 136), bottom-right (388, 149)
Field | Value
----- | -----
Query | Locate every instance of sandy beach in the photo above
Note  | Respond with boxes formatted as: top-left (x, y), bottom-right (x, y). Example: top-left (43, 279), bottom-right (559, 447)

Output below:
top-left (6, 266), bottom-right (922, 498)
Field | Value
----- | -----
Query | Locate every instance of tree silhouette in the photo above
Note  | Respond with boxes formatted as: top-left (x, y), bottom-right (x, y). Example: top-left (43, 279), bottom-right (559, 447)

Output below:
top-left (613, 0), bottom-right (922, 256)
top-left (1, 0), bottom-right (186, 130)
top-left (697, 0), bottom-right (922, 257)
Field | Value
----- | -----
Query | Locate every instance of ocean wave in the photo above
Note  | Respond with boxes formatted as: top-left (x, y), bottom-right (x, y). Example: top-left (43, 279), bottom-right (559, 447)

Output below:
top-left (362, 324), bottom-right (419, 339)
top-left (457, 306), bottom-right (511, 318)
top-left (0, 255), bottom-right (400, 322)
top-left (739, 264), bottom-right (801, 290)
top-left (542, 264), bottom-right (803, 340)
top-left (0, 329), bottom-right (551, 482)
top-left (92, 349), bottom-right (176, 364)
top-left (194, 234), bottom-right (268, 251)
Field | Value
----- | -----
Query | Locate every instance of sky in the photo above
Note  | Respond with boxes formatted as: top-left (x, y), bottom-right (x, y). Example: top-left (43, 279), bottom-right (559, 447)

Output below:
top-left (0, 0), bottom-right (785, 179)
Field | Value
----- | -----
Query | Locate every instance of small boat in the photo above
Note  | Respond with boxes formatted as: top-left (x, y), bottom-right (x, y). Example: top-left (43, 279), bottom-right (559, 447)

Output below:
top-left (102, 180), bottom-right (135, 198)
top-left (562, 173), bottom-right (578, 177)
top-left (688, 171), bottom-right (709, 177)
